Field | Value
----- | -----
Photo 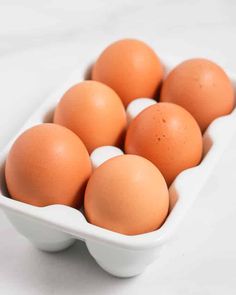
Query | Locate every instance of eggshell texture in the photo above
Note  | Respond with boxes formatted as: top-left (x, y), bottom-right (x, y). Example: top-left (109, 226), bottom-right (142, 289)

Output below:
top-left (92, 39), bottom-right (163, 107)
top-left (54, 81), bottom-right (127, 154)
top-left (125, 103), bottom-right (203, 186)
top-left (84, 155), bottom-right (169, 235)
top-left (5, 124), bottom-right (92, 207)
top-left (160, 58), bottom-right (235, 132)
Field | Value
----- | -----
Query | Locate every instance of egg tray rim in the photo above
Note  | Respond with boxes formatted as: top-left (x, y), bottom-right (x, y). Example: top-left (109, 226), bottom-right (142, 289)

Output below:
top-left (0, 59), bottom-right (235, 251)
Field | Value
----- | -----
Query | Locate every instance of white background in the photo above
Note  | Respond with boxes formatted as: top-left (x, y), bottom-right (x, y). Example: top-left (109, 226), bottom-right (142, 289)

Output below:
top-left (0, 0), bottom-right (236, 294)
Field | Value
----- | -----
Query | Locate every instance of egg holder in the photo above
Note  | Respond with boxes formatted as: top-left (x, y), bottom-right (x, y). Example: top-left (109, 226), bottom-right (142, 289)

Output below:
top-left (0, 58), bottom-right (235, 278)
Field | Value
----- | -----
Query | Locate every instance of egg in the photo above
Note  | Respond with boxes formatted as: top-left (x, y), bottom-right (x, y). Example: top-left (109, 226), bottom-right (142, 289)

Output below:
top-left (53, 81), bottom-right (127, 154)
top-left (92, 39), bottom-right (163, 107)
top-left (5, 123), bottom-right (92, 207)
top-left (84, 154), bottom-right (169, 235)
top-left (125, 103), bottom-right (203, 186)
top-left (160, 58), bottom-right (235, 132)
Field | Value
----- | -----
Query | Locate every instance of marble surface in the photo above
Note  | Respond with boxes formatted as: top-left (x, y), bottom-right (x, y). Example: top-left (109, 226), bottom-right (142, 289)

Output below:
top-left (0, 0), bottom-right (236, 294)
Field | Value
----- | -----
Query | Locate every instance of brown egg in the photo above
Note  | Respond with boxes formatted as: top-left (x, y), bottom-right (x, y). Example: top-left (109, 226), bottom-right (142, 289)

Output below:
top-left (160, 58), bottom-right (235, 132)
top-left (125, 103), bottom-right (203, 186)
top-left (84, 154), bottom-right (169, 235)
top-left (54, 81), bottom-right (127, 154)
top-left (92, 39), bottom-right (163, 107)
top-left (5, 123), bottom-right (92, 207)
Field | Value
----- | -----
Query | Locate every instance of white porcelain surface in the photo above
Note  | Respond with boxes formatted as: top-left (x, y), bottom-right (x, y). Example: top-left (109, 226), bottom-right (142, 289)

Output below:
top-left (126, 98), bottom-right (157, 123)
top-left (90, 146), bottom-right (124, 169)
top-left (0, 0), bottom-right (236, 293)
top-left (0, 53), bottom-right (235, 279)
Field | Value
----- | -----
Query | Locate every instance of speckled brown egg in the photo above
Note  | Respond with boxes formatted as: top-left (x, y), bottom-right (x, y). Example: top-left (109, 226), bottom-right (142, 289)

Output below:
top-left (125, 103), bottom-right (203, 186)
top-left (92, 39), bottom-right (163, 107)
top-left (84, 154), bottom-right (169, 235)
top-left (53, 81), bottom-right (127, 154)
top-left (160, 58), bottom-right (235, 132)
top-left (5, 123), bottom-right (92, 207)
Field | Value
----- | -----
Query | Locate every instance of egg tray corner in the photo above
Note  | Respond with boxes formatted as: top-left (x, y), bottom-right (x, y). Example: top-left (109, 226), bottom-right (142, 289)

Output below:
top-left (0, 60), bottom-right (235, 278)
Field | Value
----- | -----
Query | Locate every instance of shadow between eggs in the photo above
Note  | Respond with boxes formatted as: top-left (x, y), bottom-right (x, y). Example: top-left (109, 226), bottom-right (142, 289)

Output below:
top-left (43, 108), bottom-right (55, 124)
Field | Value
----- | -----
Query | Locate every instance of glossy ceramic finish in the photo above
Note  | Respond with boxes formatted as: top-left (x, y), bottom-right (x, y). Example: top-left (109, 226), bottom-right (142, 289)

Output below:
top-left (0, 58), bottom-right (235, 277)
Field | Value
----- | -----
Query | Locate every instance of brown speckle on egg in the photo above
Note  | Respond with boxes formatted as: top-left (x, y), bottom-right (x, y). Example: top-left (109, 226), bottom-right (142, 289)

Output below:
top-left (160, 58), bottom-right (234, 132)
top-left (125, 103), bottom-right (203, 186)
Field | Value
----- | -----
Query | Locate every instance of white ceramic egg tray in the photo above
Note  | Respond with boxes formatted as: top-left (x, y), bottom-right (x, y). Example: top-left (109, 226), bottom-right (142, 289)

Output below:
top-left (0, 58), bottom-right (235, 278)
